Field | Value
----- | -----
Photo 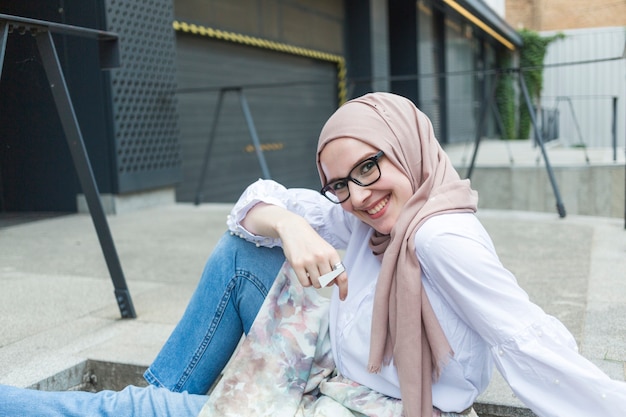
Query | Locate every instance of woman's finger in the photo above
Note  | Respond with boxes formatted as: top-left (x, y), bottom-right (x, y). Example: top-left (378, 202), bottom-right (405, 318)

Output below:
top-left (334, 271), bottom-right (348, 301)
top-left (293, 264), bottom-right (313, 288)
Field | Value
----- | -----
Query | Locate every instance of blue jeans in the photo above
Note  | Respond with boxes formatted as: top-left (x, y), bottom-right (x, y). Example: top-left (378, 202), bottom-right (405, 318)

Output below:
top-left (144, 231), bottom-right (286, 394)
top-left (0, 232), bottom-right (285, 417)
top-left (0, 384), bottom-right (207, 417)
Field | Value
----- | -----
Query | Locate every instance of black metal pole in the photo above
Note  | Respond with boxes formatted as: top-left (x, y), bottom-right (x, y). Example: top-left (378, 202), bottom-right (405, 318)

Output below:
top-left (36, 31), bottom-right (136, 318)
top-left (467, 72), bottom-right (499, 180)
top-left (519, 72), bottom-right (566, 218)
top-left (0, 22), bottom-right (8, 77)
top-left (194, 88), bottom-right (271, 205)
top-left (195, 88), bottom-right (226, 205)
top-left (560, 97), bottom-right (589, 164)
top-left (612, 96), bottom-right (617, 162)
top-left (239, 91), bottom-right (271, 179)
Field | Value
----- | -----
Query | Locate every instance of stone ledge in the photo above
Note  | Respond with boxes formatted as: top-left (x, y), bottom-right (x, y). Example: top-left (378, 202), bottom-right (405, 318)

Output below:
top-left (76, 187), bottom-right (176, 215)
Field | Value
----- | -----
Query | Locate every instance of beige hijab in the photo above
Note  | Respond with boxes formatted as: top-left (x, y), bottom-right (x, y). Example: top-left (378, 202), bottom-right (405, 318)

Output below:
top-left (316, 92), bottom-right (478, 417)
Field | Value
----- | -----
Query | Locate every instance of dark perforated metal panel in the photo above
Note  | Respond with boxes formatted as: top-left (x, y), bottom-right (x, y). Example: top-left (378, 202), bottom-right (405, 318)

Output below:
top-left (104, 0), bottom-right (181, 192)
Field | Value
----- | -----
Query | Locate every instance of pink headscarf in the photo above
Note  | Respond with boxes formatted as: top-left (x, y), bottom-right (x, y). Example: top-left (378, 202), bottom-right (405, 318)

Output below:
top-left (316, 93), bottom-right (478, 417)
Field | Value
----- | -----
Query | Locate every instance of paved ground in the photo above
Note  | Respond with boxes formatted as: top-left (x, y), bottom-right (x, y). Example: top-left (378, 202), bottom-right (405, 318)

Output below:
top-left (0, 202), bottom-right (625, 415)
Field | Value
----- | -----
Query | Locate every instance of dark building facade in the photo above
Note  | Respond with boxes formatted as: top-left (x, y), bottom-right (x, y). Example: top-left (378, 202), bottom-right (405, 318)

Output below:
top-left (0, 0), bottom-right (521, 213)
top-left (0, 0), bottom-right (180, 212)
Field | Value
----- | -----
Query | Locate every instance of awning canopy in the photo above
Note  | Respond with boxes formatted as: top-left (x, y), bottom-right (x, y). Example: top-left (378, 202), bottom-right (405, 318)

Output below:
top-left (442, 0), bottom-right (523, 50)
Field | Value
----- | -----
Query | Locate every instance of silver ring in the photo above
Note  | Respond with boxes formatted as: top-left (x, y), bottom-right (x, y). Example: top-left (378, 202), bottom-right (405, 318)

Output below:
top-left (332, 262), bottom-right (344, 271)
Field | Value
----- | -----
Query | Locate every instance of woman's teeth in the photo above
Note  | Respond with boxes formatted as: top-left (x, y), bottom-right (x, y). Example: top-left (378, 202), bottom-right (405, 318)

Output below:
top-left (367, 196), bottom-right (389, 215)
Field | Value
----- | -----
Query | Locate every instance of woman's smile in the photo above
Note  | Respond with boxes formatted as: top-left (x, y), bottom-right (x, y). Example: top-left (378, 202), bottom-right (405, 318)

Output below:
top-left (365, 194), bottom-right (390, 218)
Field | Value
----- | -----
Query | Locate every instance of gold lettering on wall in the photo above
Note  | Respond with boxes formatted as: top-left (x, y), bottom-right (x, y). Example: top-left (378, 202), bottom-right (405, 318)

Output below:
top-left (244, 143), bottom-right (284, 153)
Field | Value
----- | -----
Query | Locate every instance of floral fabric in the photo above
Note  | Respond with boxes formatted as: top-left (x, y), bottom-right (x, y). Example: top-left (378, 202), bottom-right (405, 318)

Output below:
top-left (197, 262), bottom-right (477, 417)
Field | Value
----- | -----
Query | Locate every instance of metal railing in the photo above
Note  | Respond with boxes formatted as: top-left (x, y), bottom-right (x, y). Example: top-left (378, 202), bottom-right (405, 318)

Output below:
top-left (0, 13), bottom-right (136, 318)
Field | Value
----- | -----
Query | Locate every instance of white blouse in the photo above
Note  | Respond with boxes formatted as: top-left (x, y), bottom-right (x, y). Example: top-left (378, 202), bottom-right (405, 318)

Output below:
top-left (226, 179), bottom-right (626, 416)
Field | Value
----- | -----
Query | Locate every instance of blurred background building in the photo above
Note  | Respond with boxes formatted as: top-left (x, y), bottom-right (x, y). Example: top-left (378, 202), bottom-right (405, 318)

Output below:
top-left (0, 0), bottom-right (623, 219)
top-left (0, 0), bottom-right (521, 213)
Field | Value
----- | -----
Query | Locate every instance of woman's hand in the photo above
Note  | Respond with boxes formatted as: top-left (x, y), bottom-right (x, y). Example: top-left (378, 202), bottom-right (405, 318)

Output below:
top-left (241, 203), bottom-right (348, 300)
top-left (277, 214), bottom-right (348, 300)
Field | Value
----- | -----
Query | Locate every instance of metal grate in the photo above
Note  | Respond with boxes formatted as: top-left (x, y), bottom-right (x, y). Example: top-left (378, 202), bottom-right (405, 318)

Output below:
top-left (104, 0), bottom-right (181, 191)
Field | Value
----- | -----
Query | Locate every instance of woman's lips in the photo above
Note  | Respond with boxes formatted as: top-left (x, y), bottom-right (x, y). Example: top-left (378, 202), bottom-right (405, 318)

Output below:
top-left (366, 195), bottom-right (390, 217)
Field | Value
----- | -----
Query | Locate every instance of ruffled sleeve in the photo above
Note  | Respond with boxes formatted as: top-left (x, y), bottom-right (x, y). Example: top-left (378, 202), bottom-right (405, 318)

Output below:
top-left (226, 179), bottom-right (353, 250)
top-left (416, 214), bottom-right (626, 417)
top-left (490, 314), bottom-right (626, 416)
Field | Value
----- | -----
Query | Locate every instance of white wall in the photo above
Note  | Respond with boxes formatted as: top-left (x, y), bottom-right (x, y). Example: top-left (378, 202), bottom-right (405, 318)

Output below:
top-left (540, 26), bottom-right (626, 150)
top-left (483, 0), bottom-right (506, 18)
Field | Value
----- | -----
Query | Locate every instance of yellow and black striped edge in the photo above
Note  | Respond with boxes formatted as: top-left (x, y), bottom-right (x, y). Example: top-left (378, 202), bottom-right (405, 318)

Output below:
top-left (173, 20), bottom-right (347, 105)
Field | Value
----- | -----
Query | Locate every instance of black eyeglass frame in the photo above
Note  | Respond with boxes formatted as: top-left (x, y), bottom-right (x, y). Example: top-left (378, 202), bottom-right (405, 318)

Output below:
top-left (320, 150), bottom-right (385, 204)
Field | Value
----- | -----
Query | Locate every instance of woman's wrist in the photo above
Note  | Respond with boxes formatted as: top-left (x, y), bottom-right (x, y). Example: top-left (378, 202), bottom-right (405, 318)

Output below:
top-left (273, 210), bottom-right (309, 240)
top-left (242, 202), bottom-right (302, 239)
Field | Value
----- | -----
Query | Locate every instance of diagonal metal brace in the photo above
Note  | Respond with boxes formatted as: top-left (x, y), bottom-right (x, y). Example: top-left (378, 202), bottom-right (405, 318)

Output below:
top-left (0, 14), bottom-right (137, 318)
top-left (519, 73), bottom-right (566, 218)
top-left (35, 31), bottom-right (136, 318)
top-left (35, 31), bottom-right (137, 318)
top-left (194, 88), bottom-right (272, 205)
top-left (0, 14), bottom-right (135, 319)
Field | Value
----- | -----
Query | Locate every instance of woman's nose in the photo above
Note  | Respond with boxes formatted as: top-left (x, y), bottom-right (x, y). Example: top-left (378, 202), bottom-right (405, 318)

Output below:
top-left (347, 182), bottom-right (371, 205)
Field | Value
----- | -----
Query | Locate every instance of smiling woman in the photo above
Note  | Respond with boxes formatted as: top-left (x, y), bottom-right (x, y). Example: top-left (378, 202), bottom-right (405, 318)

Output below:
top-left (222, 92), bottom-right (626, 417)
top-left (313, 93), bottom-right (478, 415)
top-left (1, 93), bottom-right (625, 417)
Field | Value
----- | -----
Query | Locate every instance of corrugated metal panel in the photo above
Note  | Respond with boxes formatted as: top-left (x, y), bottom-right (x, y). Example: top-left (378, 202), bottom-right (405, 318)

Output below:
top-left (445, 17), bottom-right (478, 144)
top-left (418, 2), bottom-right (443, 138)
top-left (175, 35), bottom-right (338, 203)
top-left (370, 0), bottom-right (390, 92)
top-left (541, 26), bottom-right (626, 149)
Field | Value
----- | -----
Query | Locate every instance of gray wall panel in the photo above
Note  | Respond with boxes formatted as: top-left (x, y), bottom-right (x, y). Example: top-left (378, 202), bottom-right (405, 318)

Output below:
top-left (541, 26), bottom-right (626, 149)
top-left (175, 35), bottom-right (338, 203)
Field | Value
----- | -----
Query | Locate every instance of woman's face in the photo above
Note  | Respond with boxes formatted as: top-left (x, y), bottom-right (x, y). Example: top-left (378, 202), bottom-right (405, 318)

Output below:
top-left (319, 138), bottom-right (413, 235)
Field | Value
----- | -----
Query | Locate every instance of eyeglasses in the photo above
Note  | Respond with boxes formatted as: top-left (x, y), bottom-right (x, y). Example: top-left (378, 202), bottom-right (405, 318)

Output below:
top-left (320, 151), bottom-right (384, 204)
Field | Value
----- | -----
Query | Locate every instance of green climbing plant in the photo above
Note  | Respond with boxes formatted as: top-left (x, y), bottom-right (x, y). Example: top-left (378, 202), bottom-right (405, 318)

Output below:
top-left (495, 52), bottom-right (516, 139)
top-left (517, 29), bottom-right (565, 139)
top-left (494, 29), bottom-right (564, 140)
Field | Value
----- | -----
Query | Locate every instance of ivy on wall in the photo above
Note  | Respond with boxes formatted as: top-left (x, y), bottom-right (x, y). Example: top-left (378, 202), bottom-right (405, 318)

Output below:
top-left (495, 53), bottom-right (516, 139)
top-left (518, 29), bottom-right (565, 140)
top-left (496, 29), bottom-right (565, 139)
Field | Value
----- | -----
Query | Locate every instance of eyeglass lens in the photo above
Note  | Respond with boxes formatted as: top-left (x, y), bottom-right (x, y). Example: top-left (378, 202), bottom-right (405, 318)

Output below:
top-left (323, 154), bottom-right (382, 203)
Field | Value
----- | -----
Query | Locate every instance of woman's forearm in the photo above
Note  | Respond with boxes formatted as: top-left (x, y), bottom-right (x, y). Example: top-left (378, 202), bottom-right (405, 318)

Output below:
top-left (240, 202), bottom-right (308, 239)
top-left (240, 202), bottom-right (348, 299)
